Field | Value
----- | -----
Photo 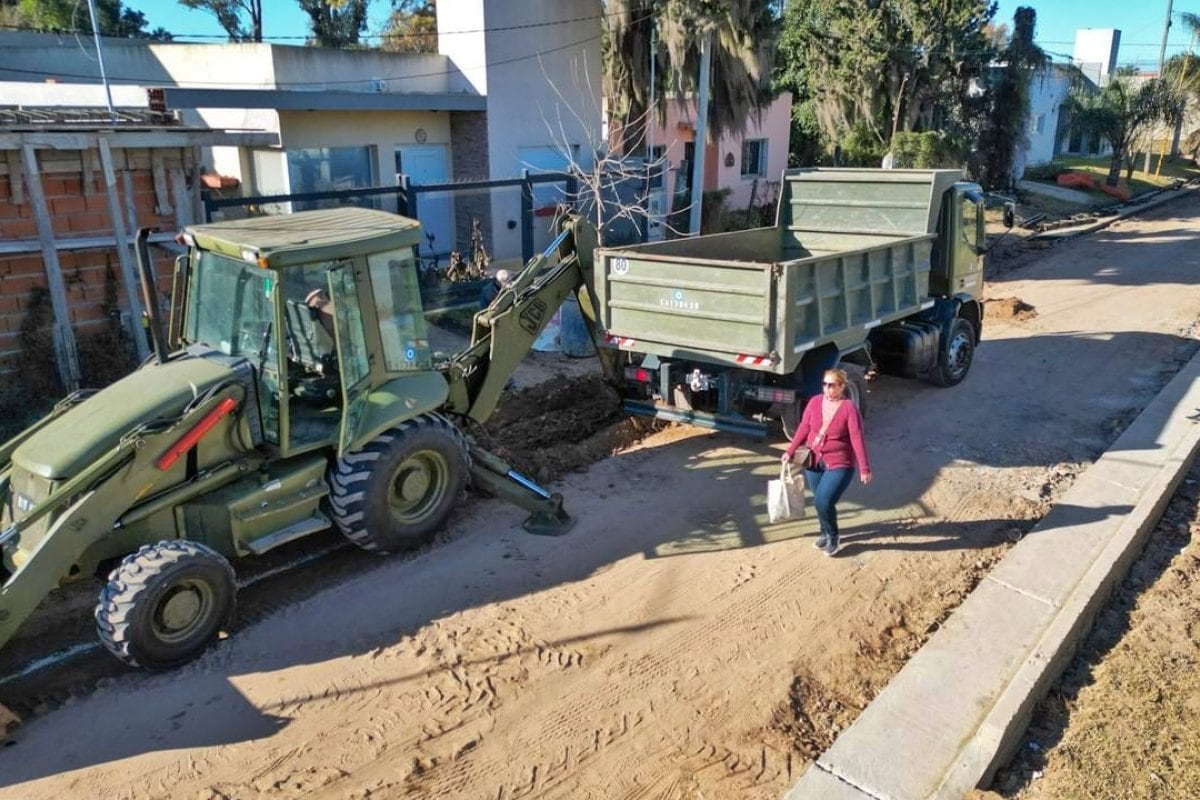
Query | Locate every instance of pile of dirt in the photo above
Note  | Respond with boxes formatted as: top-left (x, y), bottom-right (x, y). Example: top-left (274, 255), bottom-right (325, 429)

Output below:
top-left (981, 463), bottom-right (1200, 799)
top-left (984, 296), bottom-right (1038, 322)
top-left (478, 374), bottom-right (665, 484)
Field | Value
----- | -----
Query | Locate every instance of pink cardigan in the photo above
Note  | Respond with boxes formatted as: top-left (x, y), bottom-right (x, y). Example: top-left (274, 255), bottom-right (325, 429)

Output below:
top-left (784, 396), bottom-right (871, 473)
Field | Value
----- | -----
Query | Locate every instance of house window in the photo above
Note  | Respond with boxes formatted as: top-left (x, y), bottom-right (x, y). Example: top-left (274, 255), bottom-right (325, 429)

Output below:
top-left (287, 146), bottom-right (373, 210)
top-left (1029, 114), bottom-right (1046, 134)
top-left (741, 138), bottom-right (767, 177)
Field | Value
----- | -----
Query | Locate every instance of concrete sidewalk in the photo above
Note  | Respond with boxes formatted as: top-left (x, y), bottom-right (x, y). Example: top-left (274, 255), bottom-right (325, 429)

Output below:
top-left (784, 350), bottom-right (1200, 799)
top-left (1031, 181), bottom-right (1199, 241)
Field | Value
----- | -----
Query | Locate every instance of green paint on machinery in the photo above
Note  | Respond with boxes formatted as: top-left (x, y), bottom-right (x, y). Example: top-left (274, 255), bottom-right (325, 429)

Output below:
top-left (0, 208), bottom-right (617, 670)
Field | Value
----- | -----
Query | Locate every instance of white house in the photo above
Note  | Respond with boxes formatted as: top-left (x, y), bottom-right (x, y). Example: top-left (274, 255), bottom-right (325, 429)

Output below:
top-left (0, 0), bottom-right (602, 261)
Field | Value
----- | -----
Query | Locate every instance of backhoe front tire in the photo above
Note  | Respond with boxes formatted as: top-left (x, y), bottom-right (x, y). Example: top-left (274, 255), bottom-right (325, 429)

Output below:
top-left (329, 414), bottom-right (469, 554)
top-left (95, 541), bottom-right (236, 670)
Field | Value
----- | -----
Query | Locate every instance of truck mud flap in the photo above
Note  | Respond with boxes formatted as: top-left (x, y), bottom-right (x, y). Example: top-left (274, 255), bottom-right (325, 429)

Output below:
top-left (622, 400), bottom-right (768, 440)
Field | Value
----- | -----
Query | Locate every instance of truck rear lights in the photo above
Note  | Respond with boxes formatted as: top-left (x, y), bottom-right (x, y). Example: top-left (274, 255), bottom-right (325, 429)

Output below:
top-left (754, 386), bottom-right (796, 404)
top-left (156, 397), bottom-right (239, 471)
top-left (624, 366), bottom-right (653, 383)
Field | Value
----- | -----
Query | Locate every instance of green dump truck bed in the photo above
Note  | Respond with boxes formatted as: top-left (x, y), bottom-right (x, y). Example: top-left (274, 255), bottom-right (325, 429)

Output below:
top-left (594, 168), bottom-right (966, 375)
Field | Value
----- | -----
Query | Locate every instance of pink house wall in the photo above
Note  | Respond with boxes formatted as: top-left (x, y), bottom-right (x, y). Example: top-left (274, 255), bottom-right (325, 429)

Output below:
top-left (646, 91), bottom-right (792, 211)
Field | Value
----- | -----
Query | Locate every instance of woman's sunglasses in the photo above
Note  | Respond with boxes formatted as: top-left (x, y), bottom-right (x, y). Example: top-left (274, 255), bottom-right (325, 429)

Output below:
top-left (822, 381), bottom-right (842, 388)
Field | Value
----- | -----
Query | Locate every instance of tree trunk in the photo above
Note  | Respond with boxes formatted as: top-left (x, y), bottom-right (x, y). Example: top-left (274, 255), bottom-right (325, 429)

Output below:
top-left (1106, 154), bottom-right (1123, 187)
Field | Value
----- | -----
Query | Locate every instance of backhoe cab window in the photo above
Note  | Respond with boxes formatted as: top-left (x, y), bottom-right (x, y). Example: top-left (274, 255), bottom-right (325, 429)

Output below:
top-left (184, 251), bottom-right (276, 360)
top-left (367, 249), bottom-right (430, 371)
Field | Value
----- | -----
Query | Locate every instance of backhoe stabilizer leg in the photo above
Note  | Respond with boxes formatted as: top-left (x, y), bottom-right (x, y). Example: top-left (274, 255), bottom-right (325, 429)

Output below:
top-left (467, 445), bottom-right (574, 536)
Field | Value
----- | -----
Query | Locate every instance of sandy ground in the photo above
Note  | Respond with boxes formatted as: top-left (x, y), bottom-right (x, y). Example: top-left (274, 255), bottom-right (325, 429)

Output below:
top-left (2, 197), bottom-right (1200, 799)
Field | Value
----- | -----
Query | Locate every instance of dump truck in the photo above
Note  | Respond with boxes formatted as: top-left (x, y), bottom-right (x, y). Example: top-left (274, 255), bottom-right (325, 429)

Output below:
top-left (593, 168), bottom-right (1006, 437)
top-left (0, 208), bottom-right (615, 670)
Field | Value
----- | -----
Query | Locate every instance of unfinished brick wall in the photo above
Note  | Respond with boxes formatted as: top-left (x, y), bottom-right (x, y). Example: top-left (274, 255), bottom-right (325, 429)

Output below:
top-left (0, 146), bottom-right (191, 391)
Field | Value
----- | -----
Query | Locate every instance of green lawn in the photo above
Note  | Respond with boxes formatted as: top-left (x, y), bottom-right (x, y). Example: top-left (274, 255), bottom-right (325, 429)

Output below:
top-left (1043, 154), bottom-right (1200, 197)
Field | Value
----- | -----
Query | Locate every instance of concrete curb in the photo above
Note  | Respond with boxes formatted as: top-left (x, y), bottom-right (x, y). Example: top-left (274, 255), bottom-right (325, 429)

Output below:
top-left (1031, 182), bottom-right (1199, 242)
top-left (784, 349), bottom-right (1200, 800)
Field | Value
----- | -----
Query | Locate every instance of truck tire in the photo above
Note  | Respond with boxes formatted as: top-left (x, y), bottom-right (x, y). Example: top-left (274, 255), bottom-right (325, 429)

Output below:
top-left (837, 362), bottom-right (869, 417)
top-left (329, 414), bottom-right (469, 554)
top-left (932, 318), bottom-right (975, 387)
top-left (95, 540), bottom-right (236, 670)
top-left (780, 362), bottom-right (869, 439)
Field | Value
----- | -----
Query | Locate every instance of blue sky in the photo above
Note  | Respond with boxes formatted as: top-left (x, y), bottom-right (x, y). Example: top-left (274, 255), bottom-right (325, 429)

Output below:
top-left (143, 0), bottom-right (1196, 71)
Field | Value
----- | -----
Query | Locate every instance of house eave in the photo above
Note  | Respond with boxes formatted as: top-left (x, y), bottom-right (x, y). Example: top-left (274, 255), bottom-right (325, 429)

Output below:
top-left (0, 129), bottom-right (280, 150)
top-left (162, 87), bottom-right (487, 113)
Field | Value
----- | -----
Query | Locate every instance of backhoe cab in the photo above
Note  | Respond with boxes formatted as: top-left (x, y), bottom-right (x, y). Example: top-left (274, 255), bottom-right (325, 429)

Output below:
top-left (0, 208), bottom-right (596, 670)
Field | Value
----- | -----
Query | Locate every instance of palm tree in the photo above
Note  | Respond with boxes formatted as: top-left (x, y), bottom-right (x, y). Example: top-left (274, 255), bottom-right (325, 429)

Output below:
top-left (1061, 69), bottom-right (1184, 187)
top-left (604, 0), bottom-right (779, 154)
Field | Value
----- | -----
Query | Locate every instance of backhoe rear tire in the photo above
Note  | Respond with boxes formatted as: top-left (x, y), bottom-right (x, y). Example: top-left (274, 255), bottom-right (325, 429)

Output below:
top-left (95, 540), bottom-right (236, 670)
top-left (329, 413), bottom-right (469, 554)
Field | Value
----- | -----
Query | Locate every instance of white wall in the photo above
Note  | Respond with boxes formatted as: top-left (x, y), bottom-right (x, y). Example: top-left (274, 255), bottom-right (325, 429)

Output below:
top-left (468, 0), bottom-right (604, 259)
top-left (1023, 69), bottom-right (1072, 167)
top-left (437, 0), bottom-right (489, 94)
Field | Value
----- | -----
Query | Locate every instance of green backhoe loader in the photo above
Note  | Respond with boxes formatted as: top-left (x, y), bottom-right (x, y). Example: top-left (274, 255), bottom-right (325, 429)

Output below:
top-left (0, 207), bottom-right (616, 670)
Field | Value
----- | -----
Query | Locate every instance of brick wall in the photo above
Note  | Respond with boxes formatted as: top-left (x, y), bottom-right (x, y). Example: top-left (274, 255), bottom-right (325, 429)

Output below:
top-left (449, 111), bottom-right (494, 258)
top-left (0, 146), bottom-right (190, 382)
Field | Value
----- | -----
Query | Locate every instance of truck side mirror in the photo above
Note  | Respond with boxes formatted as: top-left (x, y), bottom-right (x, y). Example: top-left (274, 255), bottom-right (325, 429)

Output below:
top-left (1003, 202), bottom-right (1015, 229)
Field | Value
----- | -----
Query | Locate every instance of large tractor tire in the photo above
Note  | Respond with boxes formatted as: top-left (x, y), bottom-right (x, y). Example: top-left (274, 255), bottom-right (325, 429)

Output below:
top-left (329, 414), bottom-right (469, 554)
top-left (931, 318), bottom-right (975, 387)
top-left (95, 540), bottom-right (236, 670)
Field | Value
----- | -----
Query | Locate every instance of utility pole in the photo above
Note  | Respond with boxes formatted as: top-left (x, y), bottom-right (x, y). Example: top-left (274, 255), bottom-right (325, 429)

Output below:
top-left (85, 0), bottom-right (117, 123)
top-left (1145, 0), bottom-right (1173, 171)
top-left (688, 32), bottom-right (712, 237)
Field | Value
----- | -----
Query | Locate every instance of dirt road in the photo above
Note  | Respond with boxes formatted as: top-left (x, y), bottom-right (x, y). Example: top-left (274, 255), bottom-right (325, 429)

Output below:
top-left (2, 197), bottom-right (1199, 799)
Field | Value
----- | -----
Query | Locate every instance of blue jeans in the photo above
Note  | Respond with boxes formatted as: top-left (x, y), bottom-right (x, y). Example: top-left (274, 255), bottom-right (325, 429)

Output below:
top-left (804, 466), bottom-right (855, 545)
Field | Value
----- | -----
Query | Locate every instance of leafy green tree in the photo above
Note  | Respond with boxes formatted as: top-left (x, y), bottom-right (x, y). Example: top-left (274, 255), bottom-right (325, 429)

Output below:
top-left (604, 0), bottom-right (780, 154)
top-left (177, 0), bottom-right (263, 42)
top-left (975, 6), bottom-right (1047, 188)
top-left (776, 0), bottom-right (997, 161)
top-left (1, 0), bottom-right (171, 39)
top-left (300, 0), bottom-right (368, 48)
top-left (1061, 68), bottom-right (1184, 186)
top-left (380, 0), bottom-right (436, 53)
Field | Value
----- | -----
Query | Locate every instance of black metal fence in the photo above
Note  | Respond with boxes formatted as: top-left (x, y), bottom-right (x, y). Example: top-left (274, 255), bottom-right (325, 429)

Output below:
top-left (202, 170), bottom-right (580, 265)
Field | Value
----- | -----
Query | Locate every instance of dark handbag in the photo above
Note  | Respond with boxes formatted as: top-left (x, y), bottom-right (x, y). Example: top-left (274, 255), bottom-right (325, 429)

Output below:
top-left (792, 445), bottom-right (815, 469)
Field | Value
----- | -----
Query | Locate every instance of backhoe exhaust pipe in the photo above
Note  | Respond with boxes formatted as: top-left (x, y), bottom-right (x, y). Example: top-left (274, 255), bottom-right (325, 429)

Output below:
top-left (135, 228), bottom-right (170, 365)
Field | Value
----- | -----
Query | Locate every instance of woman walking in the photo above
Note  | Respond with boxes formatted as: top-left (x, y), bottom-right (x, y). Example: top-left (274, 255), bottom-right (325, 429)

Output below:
top-left (782, 368), bottom-right (872, 556)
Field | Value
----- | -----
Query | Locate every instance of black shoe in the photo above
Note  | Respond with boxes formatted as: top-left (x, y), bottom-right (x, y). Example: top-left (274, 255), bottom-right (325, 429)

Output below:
top-left (814, 534), bottom-right (828, 549)
top-left (823, 538), bottom-right (840, 557)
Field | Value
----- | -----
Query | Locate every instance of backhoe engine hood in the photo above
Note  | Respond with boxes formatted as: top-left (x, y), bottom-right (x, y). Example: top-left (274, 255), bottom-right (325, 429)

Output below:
top-left (12, 356), bottom-right (243, 481)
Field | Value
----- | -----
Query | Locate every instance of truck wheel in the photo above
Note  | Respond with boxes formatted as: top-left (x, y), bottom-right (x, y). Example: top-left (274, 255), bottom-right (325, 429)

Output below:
top-left (838, 362), bottom-right (869, 417)
top-left (932, 318), bottom-right (975, 387)
top-left (95, 541), bottom-right (236, 670)
top-left (329, 414), bottom-right (469, 554)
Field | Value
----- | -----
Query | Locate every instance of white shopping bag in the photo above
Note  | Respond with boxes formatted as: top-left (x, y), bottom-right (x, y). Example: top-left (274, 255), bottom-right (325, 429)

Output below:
top-left (767, 463), bottom-right (806, 523)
